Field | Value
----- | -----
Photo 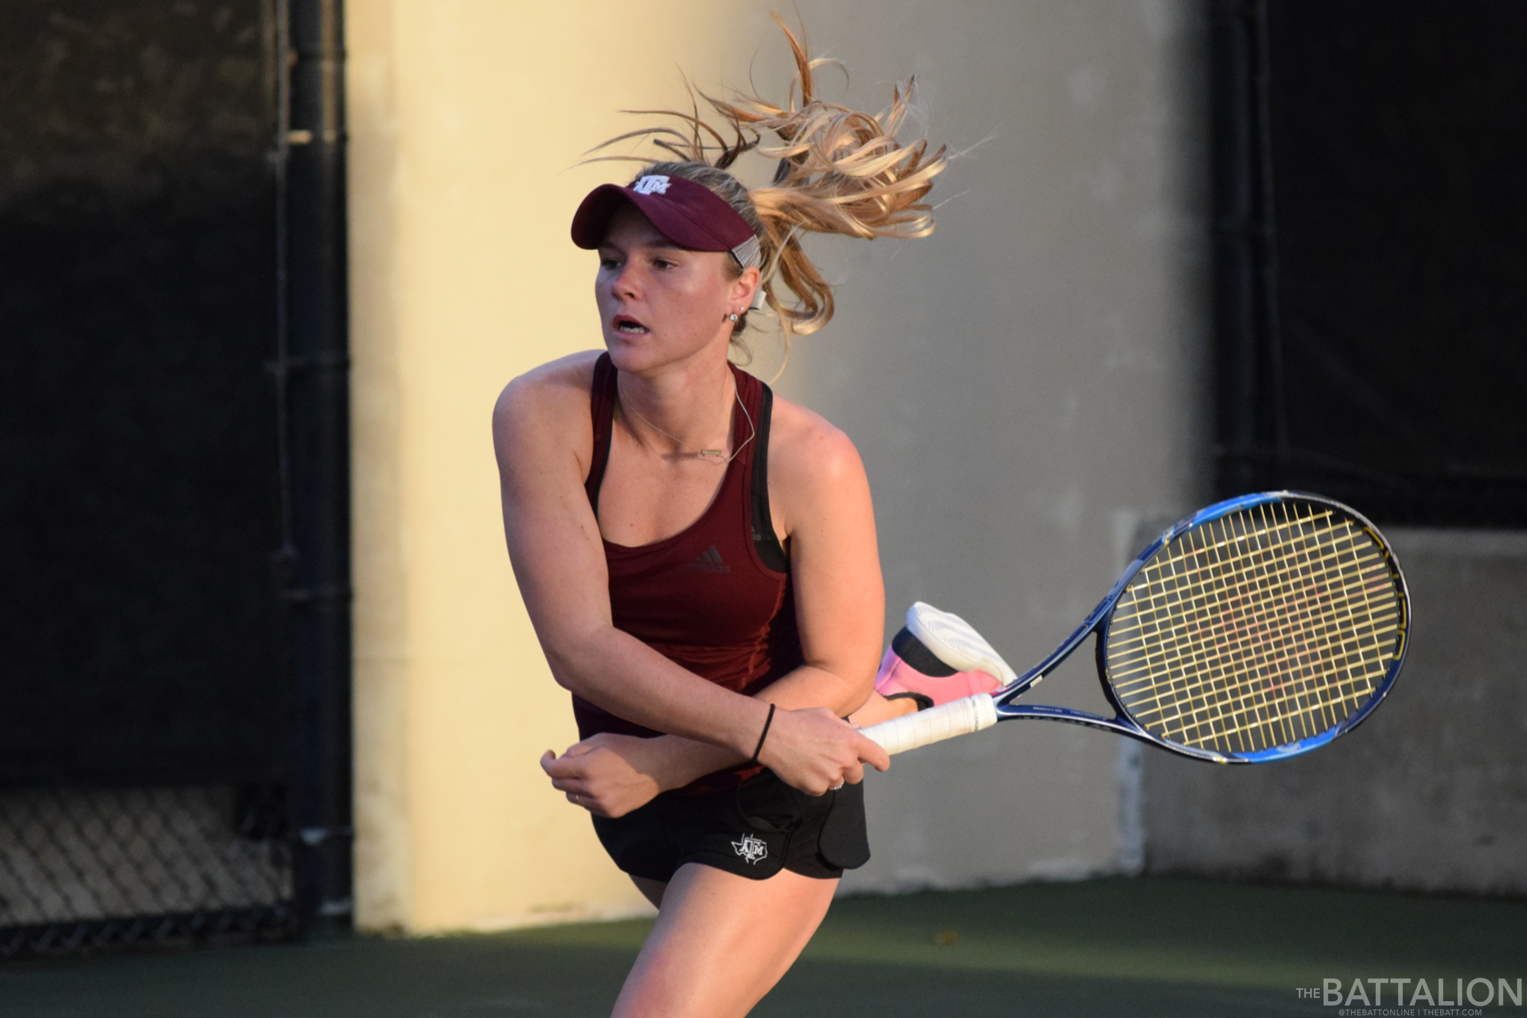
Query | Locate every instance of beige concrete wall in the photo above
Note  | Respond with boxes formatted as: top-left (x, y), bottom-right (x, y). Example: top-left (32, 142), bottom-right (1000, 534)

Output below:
top-left (766, 1), bottom-right (1212, 893)
top-left (348, 0), bottom-right (1209, 932)
top-left (348, 0), bottom-right (732, 932)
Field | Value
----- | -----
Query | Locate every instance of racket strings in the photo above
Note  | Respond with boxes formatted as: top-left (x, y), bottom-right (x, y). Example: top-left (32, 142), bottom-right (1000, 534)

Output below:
top-left (1104, 501), bottom-right (1404, 755)
top-left (1114, 512), bottom-right (1391, 734)
top-left (1132, 506), bottom-right (1399, 751)
top-left (1189, 511), bottom-right (1390, 745)
top-left (1127, 506), bottom-right (1394, 751)
top-left (1115, 515), bottom-right (1363, 751)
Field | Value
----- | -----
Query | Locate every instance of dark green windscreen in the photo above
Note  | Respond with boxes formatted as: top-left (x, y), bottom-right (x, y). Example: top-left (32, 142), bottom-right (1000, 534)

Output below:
top-left (0, 2), bottom-right (286, 784)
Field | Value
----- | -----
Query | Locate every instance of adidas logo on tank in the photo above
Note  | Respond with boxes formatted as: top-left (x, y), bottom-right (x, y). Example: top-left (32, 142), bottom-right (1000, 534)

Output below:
top-left (689, 545), bottom-right (730, 573)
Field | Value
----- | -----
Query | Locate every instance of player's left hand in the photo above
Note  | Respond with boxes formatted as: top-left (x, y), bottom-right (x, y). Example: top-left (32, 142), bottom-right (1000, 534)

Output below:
top-left (540, 733), bottom-right (664, 818)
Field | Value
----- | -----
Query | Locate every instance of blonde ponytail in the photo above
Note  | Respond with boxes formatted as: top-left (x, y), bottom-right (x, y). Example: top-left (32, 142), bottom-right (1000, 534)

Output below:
top-left (584, 15), bottom-right (948, 338)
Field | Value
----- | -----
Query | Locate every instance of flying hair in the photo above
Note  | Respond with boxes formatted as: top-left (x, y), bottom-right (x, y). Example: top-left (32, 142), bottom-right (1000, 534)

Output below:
top-left (583, 15), bottom-right (948, 342)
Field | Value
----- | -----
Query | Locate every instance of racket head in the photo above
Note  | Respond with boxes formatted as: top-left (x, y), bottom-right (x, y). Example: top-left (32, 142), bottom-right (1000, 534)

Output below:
top-left (1092, 492), bottom-right (1409, 763)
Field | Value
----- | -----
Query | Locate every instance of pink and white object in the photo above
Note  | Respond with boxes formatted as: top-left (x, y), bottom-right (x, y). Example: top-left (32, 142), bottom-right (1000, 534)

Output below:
top-left (873, 602), bottom-right (1016, 710)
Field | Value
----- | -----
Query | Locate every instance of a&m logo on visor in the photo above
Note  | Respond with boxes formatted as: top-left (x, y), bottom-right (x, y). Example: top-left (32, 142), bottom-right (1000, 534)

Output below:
top-left (632, 175), bottom-right (671, 195)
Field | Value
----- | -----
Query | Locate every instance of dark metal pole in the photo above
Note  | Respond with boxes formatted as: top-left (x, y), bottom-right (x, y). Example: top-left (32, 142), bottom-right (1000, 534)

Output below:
top-left (278, 0), bottom-right (353, 933)
top-left (1210, 0), bottom-right (1257, 496)
top-left (1210, 0), bottom-right (1281, 496)
top-left (1250, 0), bottom-right (1287, 475)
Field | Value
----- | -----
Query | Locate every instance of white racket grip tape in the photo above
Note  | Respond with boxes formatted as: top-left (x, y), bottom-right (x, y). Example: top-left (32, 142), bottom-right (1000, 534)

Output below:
top-left (861, 693), bottom-right (999, 755)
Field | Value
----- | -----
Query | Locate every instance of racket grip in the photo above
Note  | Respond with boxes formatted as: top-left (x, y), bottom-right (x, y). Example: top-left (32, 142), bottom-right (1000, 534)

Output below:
top-left (861, 693), bottom-right (999, 755)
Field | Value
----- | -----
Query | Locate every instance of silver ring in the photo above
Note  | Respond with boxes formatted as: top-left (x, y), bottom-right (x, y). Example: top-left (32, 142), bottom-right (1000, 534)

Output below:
top-left (830, 782), bottom-right (845, 791)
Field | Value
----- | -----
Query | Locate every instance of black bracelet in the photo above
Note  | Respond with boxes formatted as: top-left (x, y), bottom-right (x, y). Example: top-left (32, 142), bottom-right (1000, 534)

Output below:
top-left (750, 703), bottom-right (777, 763)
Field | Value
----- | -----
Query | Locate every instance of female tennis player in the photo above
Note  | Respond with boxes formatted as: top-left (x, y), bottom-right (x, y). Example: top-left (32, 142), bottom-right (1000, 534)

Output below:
top-left (492, 21), bottom-right (998, 1016)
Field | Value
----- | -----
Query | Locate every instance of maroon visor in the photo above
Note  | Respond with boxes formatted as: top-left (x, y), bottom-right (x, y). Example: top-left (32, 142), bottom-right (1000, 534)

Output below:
top-left (570, 173), bottom-right (761, 268)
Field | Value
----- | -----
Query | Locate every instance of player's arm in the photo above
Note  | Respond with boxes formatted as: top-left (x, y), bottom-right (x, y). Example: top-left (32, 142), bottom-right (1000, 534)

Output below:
top-left (544, 400), bottom-right (887, 813)
top-left (495, 356), bottom-right (768, 752)
top-left (496, 360), bottom-right (884, 805)
top-left (751, 398), bottom-right (886, 716)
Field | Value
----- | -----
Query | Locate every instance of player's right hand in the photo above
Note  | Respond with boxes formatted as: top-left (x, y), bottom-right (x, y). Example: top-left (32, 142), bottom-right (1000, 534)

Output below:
top-left (756, 706), bottom-right (891, 796)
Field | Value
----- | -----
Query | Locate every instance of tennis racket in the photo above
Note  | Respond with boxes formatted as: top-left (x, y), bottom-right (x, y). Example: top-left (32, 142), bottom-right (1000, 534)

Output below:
top-left (862, 492), bottom-right (1410, 763)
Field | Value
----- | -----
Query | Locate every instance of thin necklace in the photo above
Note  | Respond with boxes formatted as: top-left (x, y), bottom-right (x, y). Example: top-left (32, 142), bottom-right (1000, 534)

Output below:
top-left (616, 373), bottom-right (756, 465)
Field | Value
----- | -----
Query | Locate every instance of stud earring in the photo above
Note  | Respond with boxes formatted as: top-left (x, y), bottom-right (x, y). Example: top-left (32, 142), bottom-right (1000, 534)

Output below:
top-left (727, 312), bottom-right (740, 322)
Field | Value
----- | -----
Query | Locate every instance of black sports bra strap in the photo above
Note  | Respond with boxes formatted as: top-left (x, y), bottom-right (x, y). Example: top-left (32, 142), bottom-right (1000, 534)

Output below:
top-left (585, 352), bottom-right (617, 516)
top-left (750, 383), bottom-right (789, 573)
top-left (588, 353), bottom-right (787, 571)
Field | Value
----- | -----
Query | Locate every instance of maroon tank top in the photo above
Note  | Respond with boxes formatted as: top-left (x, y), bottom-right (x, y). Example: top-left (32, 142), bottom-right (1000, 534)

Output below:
top-left (575, 353), bottom-right (800, 792)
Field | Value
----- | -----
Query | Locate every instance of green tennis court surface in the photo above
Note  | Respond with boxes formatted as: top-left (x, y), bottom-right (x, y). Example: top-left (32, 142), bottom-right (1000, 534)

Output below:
top-left (3, 877), bottom-right (1523, 1017)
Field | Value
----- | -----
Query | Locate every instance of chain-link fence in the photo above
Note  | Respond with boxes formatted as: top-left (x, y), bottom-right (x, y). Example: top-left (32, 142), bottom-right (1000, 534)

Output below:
top-left (0, 0), bottom-right (351, 960)
top-left (0, 785), bottom-right (295, 956)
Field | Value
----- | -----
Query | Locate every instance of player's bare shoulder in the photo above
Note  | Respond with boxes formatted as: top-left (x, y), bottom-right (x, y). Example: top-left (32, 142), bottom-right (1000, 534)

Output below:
top-left (492, 350), bottom-right (603, 475)
top-left (766, 391), bottom-right (871, 522)
top-left (495, 350), bottom-right (600, 423)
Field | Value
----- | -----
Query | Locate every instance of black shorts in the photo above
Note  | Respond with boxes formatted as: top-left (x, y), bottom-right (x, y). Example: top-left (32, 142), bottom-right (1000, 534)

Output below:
top-left (591, 770), bottom-right (871, 882)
